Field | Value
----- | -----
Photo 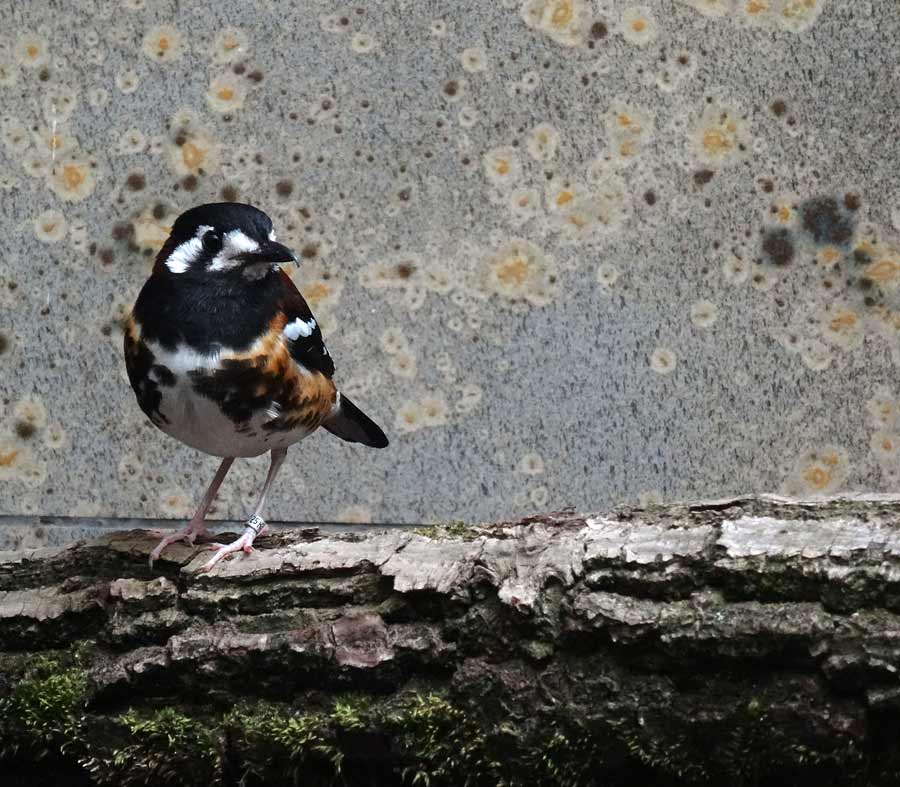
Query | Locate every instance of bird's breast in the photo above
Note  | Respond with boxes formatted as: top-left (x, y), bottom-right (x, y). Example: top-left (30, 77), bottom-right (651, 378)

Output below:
top-left (124, 314), bottom-right (336, 457)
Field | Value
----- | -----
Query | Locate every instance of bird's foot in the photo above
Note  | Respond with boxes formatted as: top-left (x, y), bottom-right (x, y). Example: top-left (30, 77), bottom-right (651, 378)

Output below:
top-left (196, 515), bottom-right (269, 573)
top-left (149, 521), bottom-right (214, 568)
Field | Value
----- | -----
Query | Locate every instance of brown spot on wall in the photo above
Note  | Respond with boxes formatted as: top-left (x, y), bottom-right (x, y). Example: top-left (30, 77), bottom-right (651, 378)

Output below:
top-left (591, 21), bottom-right (608, 38)
top-left (111, 222), bottom-right (134, 241)
top-left (14, 421), bottom-right (36, 439)
top-left (800, 196), bottom-right (854, 246)
top-left (844, 193), bottom-right (861, 211)
top-left (643, 189), bottom-right (657, 206)
top-left (181, 175), bottom-right (198, 191)
top-left (443, 80), bottom-right (459, 97)
top-left (126, 172), bottom-right (145, 191)
top-left (221, 184), bottom-right (239, 201)
top-left (693, 169), bottom-right (715, 186)
top-left (276, 180), bottom-right (294, 197)
top-left (762, 227), bottom-right (795, 266)
top-left (770, 99), bottom-right (787, 117)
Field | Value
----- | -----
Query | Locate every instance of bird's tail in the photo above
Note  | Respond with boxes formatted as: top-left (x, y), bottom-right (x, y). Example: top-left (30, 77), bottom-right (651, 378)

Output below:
top-left (321, 393), bottom-right (389, 448)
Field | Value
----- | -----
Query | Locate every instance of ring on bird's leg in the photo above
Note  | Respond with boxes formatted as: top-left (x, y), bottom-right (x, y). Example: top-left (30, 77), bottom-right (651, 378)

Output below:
top-left (244, 514), bottom-right (267, 537)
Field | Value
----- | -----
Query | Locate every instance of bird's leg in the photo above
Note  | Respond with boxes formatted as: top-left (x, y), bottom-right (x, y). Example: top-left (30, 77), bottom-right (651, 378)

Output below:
top-left (197, 448), bottom-right (287, 573)
top-left (149, 457), bottom-right (235, 568)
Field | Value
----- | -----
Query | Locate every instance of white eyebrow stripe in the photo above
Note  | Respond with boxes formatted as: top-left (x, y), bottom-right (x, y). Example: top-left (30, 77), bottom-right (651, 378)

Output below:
top-left (208, 229), bottom-right (261, 271)
top-left (224, 229), bottom-right (259, 253)
top-left (284, 316), bottom-right (316, 340)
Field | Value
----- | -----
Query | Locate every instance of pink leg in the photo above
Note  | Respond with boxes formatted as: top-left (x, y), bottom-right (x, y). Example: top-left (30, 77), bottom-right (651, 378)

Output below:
top-left (197, 448), bottom-right (287, 573)
top-left (149, 457), bottom-right (234, 568)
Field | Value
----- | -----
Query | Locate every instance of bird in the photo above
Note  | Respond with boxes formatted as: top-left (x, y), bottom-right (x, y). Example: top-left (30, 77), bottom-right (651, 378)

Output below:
top-left (123, 202), bottom-right (388, 572)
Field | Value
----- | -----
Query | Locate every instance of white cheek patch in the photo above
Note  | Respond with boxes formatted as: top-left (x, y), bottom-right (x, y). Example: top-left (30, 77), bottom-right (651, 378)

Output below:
top-left (165, 237), bottom-right (202, 274)
top-left (284, 316), bottom-right (317, 341)
top-left (268, 229), bottom-right (277, 241)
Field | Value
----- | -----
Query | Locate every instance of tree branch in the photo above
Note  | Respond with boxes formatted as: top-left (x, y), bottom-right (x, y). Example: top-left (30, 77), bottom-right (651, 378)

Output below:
top-left (2, 495), bottom-right (900, 785)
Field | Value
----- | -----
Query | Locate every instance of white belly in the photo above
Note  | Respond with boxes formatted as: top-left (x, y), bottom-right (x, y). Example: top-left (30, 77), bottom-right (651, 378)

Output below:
top-left (156, 374), bottom-right (313, 457)
top-left (147, 342), bottom-right (314, 458)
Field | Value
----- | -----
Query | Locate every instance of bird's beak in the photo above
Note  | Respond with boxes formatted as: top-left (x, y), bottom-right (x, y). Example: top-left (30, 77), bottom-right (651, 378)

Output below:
top-left (239, 240), bottom-right (298, 266)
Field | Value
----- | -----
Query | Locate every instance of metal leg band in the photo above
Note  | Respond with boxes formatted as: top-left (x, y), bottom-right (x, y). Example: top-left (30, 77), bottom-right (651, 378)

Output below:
top-left (244, 515), bottom-right (266, 537)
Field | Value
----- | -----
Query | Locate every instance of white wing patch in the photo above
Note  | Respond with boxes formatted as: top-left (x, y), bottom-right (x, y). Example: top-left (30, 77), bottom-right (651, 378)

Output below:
top-left (284, 316), bottom-right (317, 340)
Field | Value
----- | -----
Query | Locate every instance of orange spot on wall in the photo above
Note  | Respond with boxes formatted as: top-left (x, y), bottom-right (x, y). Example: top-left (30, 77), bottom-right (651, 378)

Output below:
top-left (496, 258), bottom-right (529, 285)
top-left (829, 312), bottom-right (857, 332)
top-left (703, 130), bottom-right (731, 154)
top-left (551, 1), bottom-right (573, 26)
top-left (302, 281), bottom-right (331, 306)
top-left (181, 141), bottom-right (205, 170)
top-left (0, 450), bottom-right (19, 467)
top-left (866, 260), bottom-right (900, 285)
top-left (62, 165), bottom-right (85, 190)
top-left (803, 465), bottom-right (830, 489)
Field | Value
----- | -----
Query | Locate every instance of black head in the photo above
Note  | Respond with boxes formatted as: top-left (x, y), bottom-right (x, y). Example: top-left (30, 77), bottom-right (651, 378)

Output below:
top-left (157, 202), bottom-right (296, 279)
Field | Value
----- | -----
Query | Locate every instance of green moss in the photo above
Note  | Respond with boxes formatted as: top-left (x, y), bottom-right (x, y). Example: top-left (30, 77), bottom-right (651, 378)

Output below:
top-left (388, 693), bottom-right (502, 786)
top-left (0, 654), bottom-right (88, 760)
top-left (2, 659), bottom-right (899, 787)
top-left (413, 520), bottom-right (477, 540)
top-left (223, 700), bottom-right (344, 784)
top-left (82, 708), bottom-right (218, 786)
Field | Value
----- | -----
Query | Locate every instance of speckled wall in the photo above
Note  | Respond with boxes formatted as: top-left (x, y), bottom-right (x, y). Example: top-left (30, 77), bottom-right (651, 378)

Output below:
top-left (1, 0), bottom-right (898, 529)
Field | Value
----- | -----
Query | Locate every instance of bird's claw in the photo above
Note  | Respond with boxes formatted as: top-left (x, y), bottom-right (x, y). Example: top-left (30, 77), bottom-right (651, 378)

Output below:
top-left (193, 518), bottom-right (267, 573)
top-left (148, 522), bottom-right (212, 570)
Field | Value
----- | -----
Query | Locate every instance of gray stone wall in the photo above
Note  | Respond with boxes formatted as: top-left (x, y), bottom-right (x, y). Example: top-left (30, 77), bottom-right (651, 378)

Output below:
top-left (1, 0), bottom-right (898, 530)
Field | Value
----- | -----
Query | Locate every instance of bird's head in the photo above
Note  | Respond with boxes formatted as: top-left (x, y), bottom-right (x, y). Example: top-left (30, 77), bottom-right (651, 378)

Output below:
top-left (155, 202), bottom-right (296, 281)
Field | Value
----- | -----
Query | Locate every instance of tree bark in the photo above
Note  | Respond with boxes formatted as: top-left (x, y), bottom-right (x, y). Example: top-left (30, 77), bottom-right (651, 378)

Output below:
top-left (3, 495), bottom-right (900, 786)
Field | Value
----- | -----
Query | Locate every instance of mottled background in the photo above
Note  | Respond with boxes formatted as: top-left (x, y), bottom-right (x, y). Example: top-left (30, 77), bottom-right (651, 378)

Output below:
top-left (1, 0), bottom-right (899, 545)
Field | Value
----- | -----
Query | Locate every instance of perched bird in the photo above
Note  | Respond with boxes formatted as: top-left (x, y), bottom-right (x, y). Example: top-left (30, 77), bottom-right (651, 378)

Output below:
top-left (123, 202), bottom-right (388, 572)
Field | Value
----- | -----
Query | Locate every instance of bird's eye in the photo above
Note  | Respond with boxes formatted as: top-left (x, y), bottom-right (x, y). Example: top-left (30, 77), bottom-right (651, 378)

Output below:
top-left (201, 230), bottom-right (221, 252)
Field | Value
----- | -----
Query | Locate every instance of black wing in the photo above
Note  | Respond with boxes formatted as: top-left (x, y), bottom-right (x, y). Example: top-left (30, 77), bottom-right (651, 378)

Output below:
top-left (277, 270), bottom-right (335, 378)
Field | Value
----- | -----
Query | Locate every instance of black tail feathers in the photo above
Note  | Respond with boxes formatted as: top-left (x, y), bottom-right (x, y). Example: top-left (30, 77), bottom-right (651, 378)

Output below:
top-left (321, 393), bottom-right (389, 448)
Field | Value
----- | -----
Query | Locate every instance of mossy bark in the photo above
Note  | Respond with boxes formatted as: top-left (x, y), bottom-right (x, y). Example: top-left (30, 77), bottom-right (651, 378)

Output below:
top-left (3, 495), bottom-right (900, 785)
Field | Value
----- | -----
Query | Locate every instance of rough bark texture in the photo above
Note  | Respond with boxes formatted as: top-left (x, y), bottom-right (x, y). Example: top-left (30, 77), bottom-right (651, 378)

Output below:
top-left (3, 495), bottom-right (900, 786)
